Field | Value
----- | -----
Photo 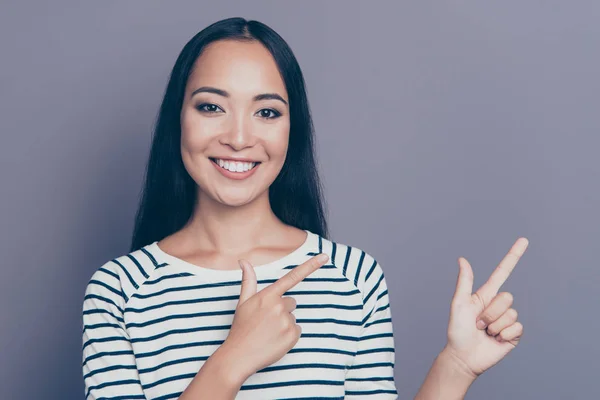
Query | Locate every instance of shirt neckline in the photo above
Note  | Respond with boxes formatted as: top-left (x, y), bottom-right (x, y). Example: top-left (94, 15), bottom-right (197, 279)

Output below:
top-left (146, 229), bottom-right (317, 279)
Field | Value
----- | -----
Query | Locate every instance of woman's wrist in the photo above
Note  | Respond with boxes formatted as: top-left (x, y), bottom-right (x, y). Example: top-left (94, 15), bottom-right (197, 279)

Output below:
top-left (438, 345), bottom-right (479, 382)
top-left (210, 340), bottom-right (253, 387)
top-left (414, 346), bottom-right (477, 400)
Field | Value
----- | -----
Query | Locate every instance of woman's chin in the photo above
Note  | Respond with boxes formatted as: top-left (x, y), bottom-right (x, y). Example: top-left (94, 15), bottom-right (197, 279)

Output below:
top-left (214, 191), bottom-right (257, 208)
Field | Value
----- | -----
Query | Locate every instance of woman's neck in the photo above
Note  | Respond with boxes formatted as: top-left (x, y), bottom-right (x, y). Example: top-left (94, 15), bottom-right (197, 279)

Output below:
top-left (180, 190), bottom-right (286, 254)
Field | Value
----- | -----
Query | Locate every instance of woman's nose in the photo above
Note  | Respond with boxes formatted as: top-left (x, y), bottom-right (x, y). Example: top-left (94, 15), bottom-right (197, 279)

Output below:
top-left (220, 114), bottom-right (255, 150)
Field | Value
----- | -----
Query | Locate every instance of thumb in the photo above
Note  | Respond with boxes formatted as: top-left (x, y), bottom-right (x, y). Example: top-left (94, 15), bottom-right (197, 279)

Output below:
top-left (237, 259), bottom-right (257, 306)
top-left (453, 257), bottom-right (474, 303)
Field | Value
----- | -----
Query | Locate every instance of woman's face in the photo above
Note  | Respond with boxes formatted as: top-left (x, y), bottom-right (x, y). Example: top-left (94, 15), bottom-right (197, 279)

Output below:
top-left (180, 39), bottom-right (290, 207)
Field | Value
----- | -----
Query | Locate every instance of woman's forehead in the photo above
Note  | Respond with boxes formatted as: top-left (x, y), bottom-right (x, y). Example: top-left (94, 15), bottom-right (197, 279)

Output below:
top-left (188, 40), bottom-right (287, 98)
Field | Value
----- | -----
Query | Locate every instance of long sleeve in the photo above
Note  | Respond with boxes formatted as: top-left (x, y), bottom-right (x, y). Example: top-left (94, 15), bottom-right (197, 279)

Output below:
top-left (82, 265), bottom-right (146, 400)
top-left (344, 260), bottom-right (398, 399)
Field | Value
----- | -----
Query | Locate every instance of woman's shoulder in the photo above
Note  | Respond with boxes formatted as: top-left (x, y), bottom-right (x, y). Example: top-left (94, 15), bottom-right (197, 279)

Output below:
top-left (83, 243), bottom-right (162, 307)
top-left (316, 233), bottom-right (388, 293)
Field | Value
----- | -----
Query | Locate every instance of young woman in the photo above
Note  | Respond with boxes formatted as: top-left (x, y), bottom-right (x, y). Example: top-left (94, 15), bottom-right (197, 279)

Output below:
top-left (82, 17), bottom-right (527, 400)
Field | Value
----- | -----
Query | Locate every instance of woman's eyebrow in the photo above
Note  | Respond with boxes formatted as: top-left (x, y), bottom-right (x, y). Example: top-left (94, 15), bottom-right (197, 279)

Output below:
top-left (190, 86), bottom-right (288, 106)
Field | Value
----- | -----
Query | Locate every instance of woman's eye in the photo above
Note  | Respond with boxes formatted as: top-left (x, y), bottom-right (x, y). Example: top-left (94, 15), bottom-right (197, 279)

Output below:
top-left (257, 108), bottom-right (281, 119)
top-left (195, 104), bottom-right (280, 119)
top-left (196, 103), bottom-right (223, 113)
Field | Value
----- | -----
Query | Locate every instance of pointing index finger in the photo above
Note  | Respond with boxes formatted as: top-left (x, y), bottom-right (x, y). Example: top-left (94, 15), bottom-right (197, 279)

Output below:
top-left (476, 237), bottom-right (529, 304)
top-left (264, 253), bottom-right (329, 297)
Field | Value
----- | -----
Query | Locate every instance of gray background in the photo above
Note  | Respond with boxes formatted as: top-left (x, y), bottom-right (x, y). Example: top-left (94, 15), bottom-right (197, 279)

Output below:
top-left (1, 1), bottom-right (597, 399)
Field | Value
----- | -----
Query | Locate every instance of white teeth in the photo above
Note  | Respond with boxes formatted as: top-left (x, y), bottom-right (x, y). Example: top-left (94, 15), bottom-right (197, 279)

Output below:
top-left (214, 159), bottom-right (256, 172)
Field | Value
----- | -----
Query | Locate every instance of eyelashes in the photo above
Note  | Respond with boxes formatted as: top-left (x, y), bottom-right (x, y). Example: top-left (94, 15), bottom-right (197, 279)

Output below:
top-left (195, 103), bottom-right (282, 120)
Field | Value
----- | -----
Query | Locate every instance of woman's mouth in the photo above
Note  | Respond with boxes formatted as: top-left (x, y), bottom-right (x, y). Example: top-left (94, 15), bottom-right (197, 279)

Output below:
top-left (209, 158), bottom-right (261, 181)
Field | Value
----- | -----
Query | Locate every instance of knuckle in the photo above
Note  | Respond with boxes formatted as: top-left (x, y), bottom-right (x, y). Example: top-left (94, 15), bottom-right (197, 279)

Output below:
top-left (472, 292), bottom-right (486, 309)
top-left (486, 326), bottom-right (498, 336)
top-left (282, 316), bottom-right (294, 331)
top-left (287, 269), bottom-right (300, 284)
top-left (480, 312), bottom-right (491, 323)
top-left (500, 291), bottom-right (514, 304)
top-left (273, 301), bottom-right (284, 314)
top-left (256, 295), bottom-right (267, 307)
top-left (514, 321), bottom-right (524, 332)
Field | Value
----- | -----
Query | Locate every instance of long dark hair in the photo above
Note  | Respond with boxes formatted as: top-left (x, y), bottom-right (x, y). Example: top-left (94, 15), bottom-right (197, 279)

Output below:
top-left (129, 17), bottom-right (329, 252)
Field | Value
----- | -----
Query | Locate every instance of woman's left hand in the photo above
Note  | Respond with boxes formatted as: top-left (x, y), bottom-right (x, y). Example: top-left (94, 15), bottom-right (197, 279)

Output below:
top-left (442, 237), bottom-right (529, 378)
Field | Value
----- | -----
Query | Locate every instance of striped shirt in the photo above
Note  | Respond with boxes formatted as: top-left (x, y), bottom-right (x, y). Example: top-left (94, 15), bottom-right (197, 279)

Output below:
top-left (82, 229), bottom-right (398, 399)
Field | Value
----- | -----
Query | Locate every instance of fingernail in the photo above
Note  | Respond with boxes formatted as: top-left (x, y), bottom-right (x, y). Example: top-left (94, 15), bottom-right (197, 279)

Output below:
top-left (317, 253), bottom-right (329, 262)
top-left (476, 319), bottom-right (486, 329)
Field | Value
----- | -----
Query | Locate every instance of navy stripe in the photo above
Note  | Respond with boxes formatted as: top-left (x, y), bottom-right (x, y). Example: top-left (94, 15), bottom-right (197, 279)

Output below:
top-left (82, 336), bottom-right (129, 351)
top-left (365, 317), bottom-right (392, 329)
top-left (135, 338), bottom-right (227, 358)
top-left (360, 332), bottom-right (394, 341)
top-left (361, 301), bottom-right (389, 325)
top-left (98, 267), bottom-right (119, 281)
top-left (347, 362), bottom-right (395, 370)
top-left (286, 289), bottom-right (360, 296)
top-left (142, 372), bottom-right (196, 390)
top-left (342, 246), bottom-right (352, 276)
top-left (141, 247), bottom-right (159, 267)
top-left (298, 303), bottom-right (362, 310)
top-left (125, 294), bottom-right (239, 314)
top-left (145, 272), bottom-right (194, 285)
top-left (331, 242), bottom-right (337, 266)
top-left (285, 264), bottom-right (336, 270)
top-left (295, 318), bottom-right (362, 326)
top-left (86, 379), bottom-right (142, 398)
top-left (83, 364), bottom-right (138, 380)
top-left (154, 392), bottom-right (182, 400)
top-left (301, 332), bottom-right (359, 341)
top-left (127, 254), bottom-right (149, 279)
top-left (83, 322), bottom-right (122, 333)
top-left (127, 254), bottom-right (148, 279)
top-left (112, 259), bottom-right (138, 290)
top-left (288, 347), bottom-right (355, 356)
top-left (364, 274), bottom-right (384, 305)
top-left (126, 309), bottom-right (235, 329)
top-left (354, 250), bottom-right (366, 286)
top-left (345, 376), bottom-right (395, 382)
top-left (356, 347), bottom-right (395, 356)
top-left (83, 350), bottom-right (134, 367)
top-left (364, 260), bottom-right (378, 282)
top-left (84, 294), bottom-right (123, 314)
top-left (83, 308), bottom-right (124, 323)
top-left (377, 289), bottom-right (388, 302)
top-left (88, 280), bottom-right (125, 301)
top-left (139, 356), bottom-right (209, 374)
top-left (280, 397), bottom-right (343, 400)
top-left (240, 380), bottom-right (344, 390)
top-left (345, 389), bottom-right (397, 395)
top-left (376, 303), bottom-right (390, 313)
top-left (260, 362), bottom-right (347, 373)
top-left (132, 328), bottom-right (228, 344)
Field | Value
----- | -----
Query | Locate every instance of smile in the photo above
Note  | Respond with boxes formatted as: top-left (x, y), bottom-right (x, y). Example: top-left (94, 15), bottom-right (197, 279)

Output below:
top-left (209, 158), bottom-right (261, 180)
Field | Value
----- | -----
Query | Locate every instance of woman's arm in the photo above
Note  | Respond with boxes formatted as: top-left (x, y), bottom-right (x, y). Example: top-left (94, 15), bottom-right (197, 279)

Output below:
top-left (414, 347), bottom-right (477, 400)
top-left (178, 342), bottom-right (248, 400)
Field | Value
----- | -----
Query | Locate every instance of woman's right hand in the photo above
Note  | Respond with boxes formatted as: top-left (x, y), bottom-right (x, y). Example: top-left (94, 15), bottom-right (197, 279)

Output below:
top-left (221, 252), bottom-right (330, 380)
